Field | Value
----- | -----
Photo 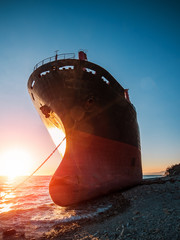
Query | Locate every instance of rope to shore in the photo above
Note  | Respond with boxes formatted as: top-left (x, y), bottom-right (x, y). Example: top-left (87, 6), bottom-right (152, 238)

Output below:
top-left (1, 137), bottom-right (66, 199)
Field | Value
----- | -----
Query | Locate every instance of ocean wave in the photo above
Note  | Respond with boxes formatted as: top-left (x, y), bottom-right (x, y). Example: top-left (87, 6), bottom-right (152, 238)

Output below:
top-left (0, 176), bottom-right (114, 238)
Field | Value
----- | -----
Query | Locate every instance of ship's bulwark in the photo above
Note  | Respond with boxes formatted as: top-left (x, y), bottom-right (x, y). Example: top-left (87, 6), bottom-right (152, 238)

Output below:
top-left (28, 58), bottom-right (142, 206)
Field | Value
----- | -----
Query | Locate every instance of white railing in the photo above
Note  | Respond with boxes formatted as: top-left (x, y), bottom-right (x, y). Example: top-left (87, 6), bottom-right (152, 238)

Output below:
top-left (34, 53), bottom-right (75, 70)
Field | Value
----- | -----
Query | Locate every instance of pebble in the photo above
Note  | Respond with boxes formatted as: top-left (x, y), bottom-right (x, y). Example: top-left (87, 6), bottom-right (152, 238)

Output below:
top-left (3, 229), bottom-right (16, 237)
top-left (133, 211), bottom-right (140, 215)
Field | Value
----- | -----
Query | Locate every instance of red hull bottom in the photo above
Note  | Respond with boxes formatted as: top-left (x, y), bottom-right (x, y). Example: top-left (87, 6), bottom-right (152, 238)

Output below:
top-left (49, 131), bottom-right (142, 206)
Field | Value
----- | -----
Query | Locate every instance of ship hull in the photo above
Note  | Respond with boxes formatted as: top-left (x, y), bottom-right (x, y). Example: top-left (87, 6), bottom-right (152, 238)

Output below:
top-left (49, 130), bottom-right (141, 206)
top-left (28, 58), bottom-right (142, 206)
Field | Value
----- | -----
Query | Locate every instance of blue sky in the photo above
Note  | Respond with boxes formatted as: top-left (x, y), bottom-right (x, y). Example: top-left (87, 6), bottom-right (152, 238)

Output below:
top-left (0, 0), bottom-right (179, 174)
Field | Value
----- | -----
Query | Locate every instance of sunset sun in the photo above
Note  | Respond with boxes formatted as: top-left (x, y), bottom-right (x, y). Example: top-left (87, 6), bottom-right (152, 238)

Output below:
top-left (0, 148), bottom-right (33, 178)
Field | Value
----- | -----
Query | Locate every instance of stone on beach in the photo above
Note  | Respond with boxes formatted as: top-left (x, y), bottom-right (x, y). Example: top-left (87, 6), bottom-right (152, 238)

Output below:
top-left (3, 229), bottom-right (16, 237)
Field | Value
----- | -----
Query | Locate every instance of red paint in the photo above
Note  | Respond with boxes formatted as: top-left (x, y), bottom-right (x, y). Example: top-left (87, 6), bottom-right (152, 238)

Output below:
top-left (78, 51), bottom-right (87, 61)
top-left (124, 89), bottom-right (130, 102)
top-left (49, 130), bottom-right (142, 206)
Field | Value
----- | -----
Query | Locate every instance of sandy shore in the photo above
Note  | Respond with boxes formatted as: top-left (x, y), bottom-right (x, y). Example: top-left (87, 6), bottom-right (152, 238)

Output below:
top-left (40, 176), bottom-right (180, 240)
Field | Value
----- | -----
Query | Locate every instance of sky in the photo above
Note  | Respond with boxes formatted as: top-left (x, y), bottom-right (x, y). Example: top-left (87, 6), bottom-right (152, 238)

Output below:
top-left (0, 0), bottom-right (179, 176)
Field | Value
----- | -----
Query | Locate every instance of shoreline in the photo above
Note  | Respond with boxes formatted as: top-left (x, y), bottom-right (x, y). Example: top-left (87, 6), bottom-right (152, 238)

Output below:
top-left (2, 176), bottom-right (179, 239)
top-left (40, 176), bottom-right (180, 240)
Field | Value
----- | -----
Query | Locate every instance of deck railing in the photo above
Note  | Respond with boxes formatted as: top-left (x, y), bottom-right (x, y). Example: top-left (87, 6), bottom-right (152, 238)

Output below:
top-left (33, 53), bottom-right (75, 70)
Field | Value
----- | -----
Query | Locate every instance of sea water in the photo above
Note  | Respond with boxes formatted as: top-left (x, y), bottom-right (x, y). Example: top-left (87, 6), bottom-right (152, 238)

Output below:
top-left (0, 176), bottom-right (112, 238)
top-left (143, 175), bottom-right (163, 179)
top-left (0, 175), bottom-right (162, 238)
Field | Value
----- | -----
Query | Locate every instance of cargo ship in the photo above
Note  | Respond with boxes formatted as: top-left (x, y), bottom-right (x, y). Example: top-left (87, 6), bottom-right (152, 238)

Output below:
top-left (27, 51), bottom-right (142, 206)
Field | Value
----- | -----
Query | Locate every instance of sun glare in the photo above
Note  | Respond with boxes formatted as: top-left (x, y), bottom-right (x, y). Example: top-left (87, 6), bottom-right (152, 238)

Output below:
top-left (45, 111), bottom-right (67, 158)
top-left (0, 148), bottom-right (33, 178)
top-left (48, 127), bottom-right (66, 157)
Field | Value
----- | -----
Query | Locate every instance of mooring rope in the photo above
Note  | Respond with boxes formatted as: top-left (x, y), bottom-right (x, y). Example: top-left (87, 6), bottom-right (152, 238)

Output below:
top-left (1, 137), bottom-right (66, 199)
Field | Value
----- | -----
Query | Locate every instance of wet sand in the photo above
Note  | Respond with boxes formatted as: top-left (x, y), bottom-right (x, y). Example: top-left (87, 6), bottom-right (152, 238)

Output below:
top-left (41, 176), bottom-right (180, 240)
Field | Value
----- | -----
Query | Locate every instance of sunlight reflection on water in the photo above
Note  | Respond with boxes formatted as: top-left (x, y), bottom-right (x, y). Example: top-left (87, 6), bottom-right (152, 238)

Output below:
top-left (0, 176), bottom-right (18, 213)
top-left (0, 176), bottom-right (112, 238)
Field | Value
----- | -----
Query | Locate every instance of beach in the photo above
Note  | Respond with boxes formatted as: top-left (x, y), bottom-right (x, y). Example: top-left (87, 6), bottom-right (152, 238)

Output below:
top-left (1, 175), bottom-right (179, 240)
top-left (41, 176), bottom-right (180, 240)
